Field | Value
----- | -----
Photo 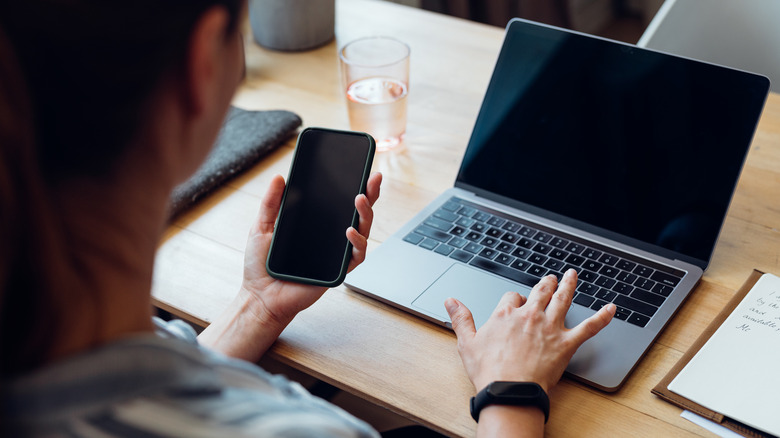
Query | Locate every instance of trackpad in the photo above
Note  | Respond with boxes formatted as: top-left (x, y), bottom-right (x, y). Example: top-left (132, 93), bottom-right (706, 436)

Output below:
top-left (412, 264), bottom-right (531, 329)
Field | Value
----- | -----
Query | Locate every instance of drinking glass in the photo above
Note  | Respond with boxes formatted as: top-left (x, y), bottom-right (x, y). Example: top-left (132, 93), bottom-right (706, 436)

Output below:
top-left (340, 36), bottom-right (410, 152)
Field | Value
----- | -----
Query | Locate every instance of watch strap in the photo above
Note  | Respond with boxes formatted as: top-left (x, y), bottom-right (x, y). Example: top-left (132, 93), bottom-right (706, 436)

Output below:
top-left (470, 381), bottom-right (550, 423)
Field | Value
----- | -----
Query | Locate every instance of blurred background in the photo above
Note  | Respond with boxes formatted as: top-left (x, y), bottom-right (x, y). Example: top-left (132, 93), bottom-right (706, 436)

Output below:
top-left (382, 0), bottom-right (663, 43)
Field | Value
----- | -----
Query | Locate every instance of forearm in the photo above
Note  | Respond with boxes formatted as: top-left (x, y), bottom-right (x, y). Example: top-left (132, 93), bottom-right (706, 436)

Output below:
top-left (198, 288), bottom-right (289, 362)
top-left (477, 405), bottom-right (545, 438)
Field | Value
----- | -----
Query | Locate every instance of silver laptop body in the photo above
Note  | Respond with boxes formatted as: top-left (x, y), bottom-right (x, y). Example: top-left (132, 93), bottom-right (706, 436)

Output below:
top-left (346, 18), bottom-right (769, 391)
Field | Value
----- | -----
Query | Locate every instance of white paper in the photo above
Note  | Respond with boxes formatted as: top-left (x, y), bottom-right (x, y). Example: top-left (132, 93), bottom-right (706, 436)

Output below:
top-left (668, 273), bottom-right (780, 437)
top-left (681, 410), bottom-right (745, 438)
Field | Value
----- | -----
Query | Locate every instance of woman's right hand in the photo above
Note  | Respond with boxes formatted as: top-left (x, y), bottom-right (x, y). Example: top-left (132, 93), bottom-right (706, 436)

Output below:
top-left (445, 269), bottom-right (615, 394)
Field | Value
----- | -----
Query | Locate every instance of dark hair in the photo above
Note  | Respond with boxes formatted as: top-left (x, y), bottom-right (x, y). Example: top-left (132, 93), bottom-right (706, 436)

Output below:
top-left (0, 0), bottom-right (244, 378)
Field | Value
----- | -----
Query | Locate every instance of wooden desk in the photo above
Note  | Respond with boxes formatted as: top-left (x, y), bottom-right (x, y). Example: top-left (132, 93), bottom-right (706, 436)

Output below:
top-left (152, 0), bottom-right (780, 435)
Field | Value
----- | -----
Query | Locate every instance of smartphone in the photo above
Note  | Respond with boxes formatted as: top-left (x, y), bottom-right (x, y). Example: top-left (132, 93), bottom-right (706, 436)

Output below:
top-left (266, 127), bottom-right (376, 287)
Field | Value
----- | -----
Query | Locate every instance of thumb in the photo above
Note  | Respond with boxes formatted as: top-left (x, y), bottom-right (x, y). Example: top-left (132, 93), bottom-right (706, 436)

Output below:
top-left (445, 298), bottom-right (476, 341)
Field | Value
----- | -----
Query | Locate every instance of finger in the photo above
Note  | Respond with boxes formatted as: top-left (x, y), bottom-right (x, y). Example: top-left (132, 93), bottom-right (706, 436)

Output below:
top-left (491, 291), bottom-right (524, 317)
top-left (546, 269), bottom-right (578, 323)
top-left (365, 172), bottom-right (382, 207)
top-left (346, 226), bottom-right (367, 271)
top-left (354, 192), bottom-right (374, 240)
top-left (254, 175), bottom-right (286, 235)
top-left (445, 297), bottom-right (477, 342)
top-left (568, 303), bottom-right (616, 346)
top-left (525, 274), bottom-right (558, 311)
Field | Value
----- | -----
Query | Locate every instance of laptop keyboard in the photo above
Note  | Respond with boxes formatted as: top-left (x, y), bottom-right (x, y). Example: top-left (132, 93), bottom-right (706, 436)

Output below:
top-left (402, 197), bottom-right (685, 328)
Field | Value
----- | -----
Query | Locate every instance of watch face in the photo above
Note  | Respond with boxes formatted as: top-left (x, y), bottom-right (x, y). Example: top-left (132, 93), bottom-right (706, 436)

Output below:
top-left (490, 381), bottom-right (542, 397)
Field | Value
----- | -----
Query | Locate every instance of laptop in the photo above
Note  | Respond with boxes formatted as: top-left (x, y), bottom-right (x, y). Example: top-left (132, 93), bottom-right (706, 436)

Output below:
top-left (345, 18), bottom-right (770, 392)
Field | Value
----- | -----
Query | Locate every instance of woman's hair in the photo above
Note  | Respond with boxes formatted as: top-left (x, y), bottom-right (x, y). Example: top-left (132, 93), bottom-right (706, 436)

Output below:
top-left (0, 0), bottom-right (244, 378)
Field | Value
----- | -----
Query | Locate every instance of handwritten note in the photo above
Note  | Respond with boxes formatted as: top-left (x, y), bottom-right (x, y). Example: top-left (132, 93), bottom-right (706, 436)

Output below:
top-left (669, 273), bottom-right (780, 437)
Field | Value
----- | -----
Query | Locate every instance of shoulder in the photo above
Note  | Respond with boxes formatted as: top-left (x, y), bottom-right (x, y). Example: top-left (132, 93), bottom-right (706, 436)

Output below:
top-left (3, 321), bottom-right (379, 438)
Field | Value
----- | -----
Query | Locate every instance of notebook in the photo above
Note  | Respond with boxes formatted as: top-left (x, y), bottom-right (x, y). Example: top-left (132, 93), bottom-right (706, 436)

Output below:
top-left (345, 18), bottom-right (770, 391)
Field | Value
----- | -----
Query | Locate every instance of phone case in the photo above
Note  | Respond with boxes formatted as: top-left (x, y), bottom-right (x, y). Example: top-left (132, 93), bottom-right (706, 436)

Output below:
top-left (266, 127), bottom-right (376, 287)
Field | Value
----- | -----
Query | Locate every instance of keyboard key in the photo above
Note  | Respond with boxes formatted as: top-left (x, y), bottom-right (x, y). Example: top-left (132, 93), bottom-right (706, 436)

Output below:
top-left (598, 266), bottom-right (619, 278)
top-left (652, 283), bottom-right (673, 297)
top-left (450, 250), bottom-right (473, 263)
top-left (448, 237), bottom-right (468, 248)
top-left (627, 313), bottom-right (650, 327)
top-left (544, 259), bottom-right (565, 271)
top-left (480, 237), bottom-right (499, 248)
top-left (403, 233), bottom-right (424, 245)
top-left (650, 270), bottom-right (681, 287)
top-left (577, 282), bottom-right (599, 295)
top-left (528, 254), bottom-right (547, 265)
top-left (549, 271), bottom-right (563, 280)
top-left (473, 212), bottom-right (491, 222)
top-left (616, 259), bottom-right (636, 271)
top-left (457, 206), bottom-right (477, 217)
top-left (442, 200), bottom-right (460, 212)
top-left (450, 226), bottom-right (466, 236)
top-left (533, 232), bottom-right (553, 243)
top-left (486, 227), bottom-right (503, 238)
top-left (580, 270), bottom-right (599, 282)
top-left (479, 248), bottom-right (498, 259)
top-left (633, 277), bottom-right (656, 291)
top-left (595, 276), bottom-right (616, 289)
top-left (582, 260), bottom-right (603, 272)
top-left (614, 306), bottom-right (631, 320)
top-left (455, 217), bottom-right (475, 227)
top-left (573, 293), bottom-right (595, 307)
top-left (465, 231), bottom-right (482, 241)
top-left (517, 238), bottom-right (535, 249)
top-left (502, 221), bottom-right (522, 232)
top-left (432, 210), bottom-right (457, 222)
top-left (590, 299), bottom-right (610, 311)
top-left (533, 243), bottom-right (552, 254)
top-left (565, 254), bottom-right (585, 265)
top-left (565, 242), bottom-right (585, 254)
top-left (510, 259), bottom-right (531, 271)
top-left (616, 271), bottom-right (637, 284)
top-left (633, 265), bottom-right (654, 277)
top-left (496, 242), bottom-right (514, 253)
top-left (495, 254), bottom-right (514, 265)
top-left (470, 222), bottom-right (487, 233)
top-left (518, 227), bottom-right (537, 237)
top-left (527, 265), bottom-right (547, 277)
top-left (549, 249), bottom-right (568, 260)
top-left (415, 225), bottom-right (451, 242)
top-left (550, 237), bottom-right (569, 248)
top-left (434, 244), bottom-right (455, 256)
top-left (612, 282), bottom-right (634, 295)
top-left (598, 254), bottom-right (619, 265)
top-left (424, 217), bottom-right (453, 231)
top-left (512, 248), bottom-right (531, 259)
top-left (500, 233), bottom-right (519, 244)
top-left (420, 238), bottom-right (439, 250)
top-left (469, 257), bottom-right (541, 288)
top-left (487, 216), bottom-right (506, 227)
top-left (464, 242), bottom-right (483, 254)
top-left (595, 289), bottom-right (617, 302)
top-left (582, 248), bottom-right (602, 259)
top-left (614, 295), bottom-right (658, 317)
top-left (630, 289), bottom-right (665, 307)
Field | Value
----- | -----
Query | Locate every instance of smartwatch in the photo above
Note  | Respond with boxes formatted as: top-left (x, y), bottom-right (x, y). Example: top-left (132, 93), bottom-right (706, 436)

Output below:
top-left (470, 381), bottom-right (550, 423)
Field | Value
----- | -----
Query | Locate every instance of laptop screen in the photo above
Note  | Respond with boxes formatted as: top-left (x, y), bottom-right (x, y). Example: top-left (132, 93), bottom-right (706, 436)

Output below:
top-left (457, 19), bottom-right (770, 268)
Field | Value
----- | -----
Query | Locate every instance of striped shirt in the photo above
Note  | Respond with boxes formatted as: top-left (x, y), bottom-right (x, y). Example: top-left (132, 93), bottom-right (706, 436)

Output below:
top-left (2, 318), bottom-right (379, 437)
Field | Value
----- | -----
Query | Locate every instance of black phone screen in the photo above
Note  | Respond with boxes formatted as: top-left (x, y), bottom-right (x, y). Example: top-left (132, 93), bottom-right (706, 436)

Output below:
top-left (267, 128), bottom-right (375, 285)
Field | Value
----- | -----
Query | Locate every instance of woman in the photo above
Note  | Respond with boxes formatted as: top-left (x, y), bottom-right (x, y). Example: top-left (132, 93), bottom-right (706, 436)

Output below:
top-left (0, 1), bottom-right (614, 437)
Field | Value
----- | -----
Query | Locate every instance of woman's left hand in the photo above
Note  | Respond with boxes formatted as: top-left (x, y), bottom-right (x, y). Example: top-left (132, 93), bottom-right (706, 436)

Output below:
top-left (198, 172), bottom-right (382, 361)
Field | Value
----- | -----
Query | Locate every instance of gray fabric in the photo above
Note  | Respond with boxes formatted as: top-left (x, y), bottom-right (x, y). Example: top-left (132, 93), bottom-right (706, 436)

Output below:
top-left (169, 106), bottom-right (302, 218)
top-left (2, 318), bottom-right (378, 438)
